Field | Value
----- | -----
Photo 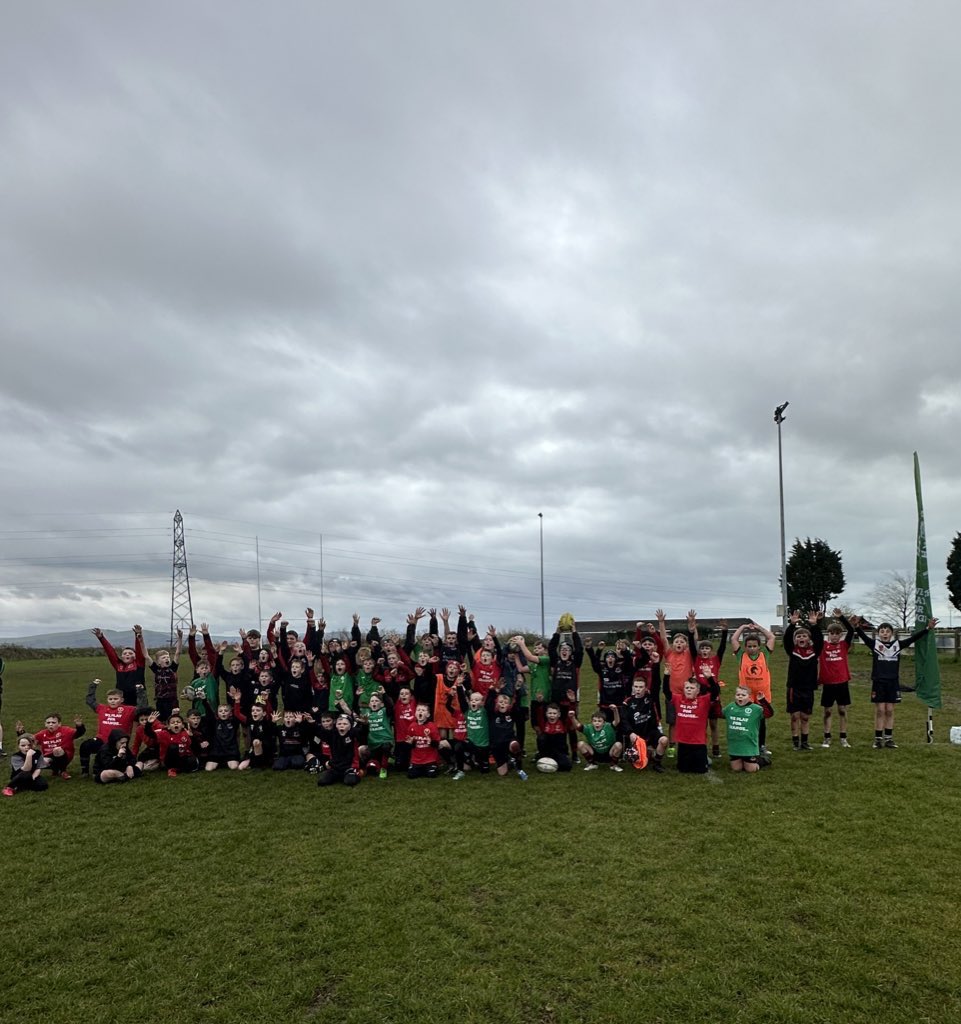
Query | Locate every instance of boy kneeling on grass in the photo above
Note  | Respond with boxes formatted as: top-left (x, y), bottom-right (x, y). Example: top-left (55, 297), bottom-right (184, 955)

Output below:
top-left (571, 707), bottom-right (624, 772)
top-left (722, 686), bottom-right (773, 773)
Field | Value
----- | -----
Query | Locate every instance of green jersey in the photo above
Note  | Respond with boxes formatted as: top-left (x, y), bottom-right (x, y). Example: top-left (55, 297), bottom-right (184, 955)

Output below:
top-left (529, 656), bottom-right (552, 703)
top-left (365, 705), bottom-right (394, 746)
top-left (355, 670), bottom-right (379, 710)
top-left (581, 721), bottom-right (616, 754)
top-left (191, 672), bottom-right (218, 713)
top-left (466, 706), bottom-right (490, 747)
top-left (329, 672), bottom-right (354, 711)
top-left (722, 701), bottom-right (765, 757)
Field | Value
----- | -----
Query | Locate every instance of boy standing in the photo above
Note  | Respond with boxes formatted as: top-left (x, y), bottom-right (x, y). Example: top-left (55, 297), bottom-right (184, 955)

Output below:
top-left (784, 611), bottom-right (824, 751)
top-left (854, 615), bottom-right (937, 748)
top-left (819, 610), bottom-right (855, 748)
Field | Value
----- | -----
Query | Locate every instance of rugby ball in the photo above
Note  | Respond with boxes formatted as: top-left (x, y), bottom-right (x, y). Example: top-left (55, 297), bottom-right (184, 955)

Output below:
top-left (536, 757), bottom-right (559, 774)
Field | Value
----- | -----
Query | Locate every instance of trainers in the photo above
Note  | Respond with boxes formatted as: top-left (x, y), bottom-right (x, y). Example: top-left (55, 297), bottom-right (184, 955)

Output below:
top-left (667, 746), bottom-right (676, 758)
top-left (60, 771), bottom-right (71, 780)
top-left (0, 748), bottom-right (6, 758)
top-left (1, 787), bottom-right (13, 797)
top-left (517, 769), bottom-right (529, 781)
top-left (583, 763), bottom-right (598, 771)
top-left (451, 770), bottom-right (465, 781)
top-left (884, 739), bottom-right (898, 749)
top-left (712, 746), bottom-right (721, 758)
top-left (652, 761), bottom-right (665, 773)
top-left (840, 738), bottom-right (852, 749)
top-left (378, 768), bottom-right (388, 780)
top-left (167, 768), bottom-right (178, 778)
top-left (572, 755), bottom-right (581, 765)
top-left (610, 764), bottom-right (624, 773)
top-left (821, 740), bottom-right (831, 748)
top-left (873, 738), bottom-right (883, 749)
top-left (800, 742), bottom-right (813, 751)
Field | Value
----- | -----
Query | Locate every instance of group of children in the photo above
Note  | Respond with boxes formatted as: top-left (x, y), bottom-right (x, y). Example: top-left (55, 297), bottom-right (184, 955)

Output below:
top-left (3, 604), bottom-right (937, 796)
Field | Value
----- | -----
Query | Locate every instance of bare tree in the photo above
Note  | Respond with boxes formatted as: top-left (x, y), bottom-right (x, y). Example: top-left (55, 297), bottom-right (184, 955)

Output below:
top-left (868, 570), bottom-right (916, 629)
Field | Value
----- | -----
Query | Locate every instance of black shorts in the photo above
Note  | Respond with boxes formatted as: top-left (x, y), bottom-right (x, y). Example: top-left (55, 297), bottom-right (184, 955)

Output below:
top-left (820, 683), bottom-right (851, 708)
top-left (729, 754), bottom-right (759, 765)
top-left (676, 742), bottom-right (708, 774)
top-left (491, 740), bottom-right (514, 767)
top-left (589, 750), bottom-right (612, 764)
top-left (786, 688), bottom-right (815, 715)
top-left (871, 680), bottom-right (901, 704)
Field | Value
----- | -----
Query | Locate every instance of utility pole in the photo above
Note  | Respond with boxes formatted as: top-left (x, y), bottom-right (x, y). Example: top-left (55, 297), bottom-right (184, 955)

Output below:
top-left (774, 402), bottom-right (790, 629)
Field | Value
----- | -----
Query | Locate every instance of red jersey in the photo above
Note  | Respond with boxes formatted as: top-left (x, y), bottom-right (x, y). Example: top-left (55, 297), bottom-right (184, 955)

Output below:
top-left (156, 726), bottom-right (194, 761)
top-left (95, 703), bottom-right (139, 743)
top-left (132, 723), bottom-right (160, 757)
top-left (540, 719), bottom-right (567, 737)
top-left (470, 660), bottom-right (501, 699)
top-left (408, 721), bottom-right (441, 765)
top-left (394, 700), bottom-right (417, 743)
top-left (671, 693), bottom-right (711, 745)
top-left (35, 725), bottom-right (81, 760)
top-left (819, 640), bottom-right (851, 684)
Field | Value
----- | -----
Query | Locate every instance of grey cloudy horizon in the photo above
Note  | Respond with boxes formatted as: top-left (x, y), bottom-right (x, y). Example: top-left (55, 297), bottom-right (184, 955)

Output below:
top-left (3, 2), bottom-right (961, 639)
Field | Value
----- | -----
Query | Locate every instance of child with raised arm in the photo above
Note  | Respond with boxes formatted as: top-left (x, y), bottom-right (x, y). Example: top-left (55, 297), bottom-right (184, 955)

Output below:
top-left (144, 629), bottom-right (183, 722)
top-left (572, 707), bottom-right (624, 772)
top-left (3, 734), bottom-right (48, 797)
top-left (585, 641), bottom-right (630, 723)
top-left (657, 609), bottom-right (697, 756)
top-left (80, 678), bottom-right (147, 776)
top-left (722, 685), bottom-right (774, 772)
top-left (692, 614), bottom-right (728, 759)
top-left (92, 625), bottom-right (147, 707)
top-left (784, 611), bottom-right (824, 751)
top-left (548, 621), bottom-right (583, 764)
top-left (731, 621), bottom-right (776, 755)
top-left (819, 610), bottom-right (855, 748)
top-left (854, 614), bottom-right (938, 748)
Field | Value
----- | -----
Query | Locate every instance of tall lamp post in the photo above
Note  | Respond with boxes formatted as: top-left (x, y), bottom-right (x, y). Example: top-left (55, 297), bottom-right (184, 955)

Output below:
top-left (538, 512), bottom-right (545, 637)
top-left (774, 402), bottom-right (789, 629)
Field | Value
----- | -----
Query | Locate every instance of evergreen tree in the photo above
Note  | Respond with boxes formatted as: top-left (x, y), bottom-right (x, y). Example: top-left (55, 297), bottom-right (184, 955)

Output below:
top-left (785, 537), bottom-right (845, 614)
top-left (947, 532), bottom-right (961, 615)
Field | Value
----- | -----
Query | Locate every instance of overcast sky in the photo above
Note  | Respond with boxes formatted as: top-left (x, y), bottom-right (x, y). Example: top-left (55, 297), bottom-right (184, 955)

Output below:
top-left (3, 1), bottom-right (961, 639)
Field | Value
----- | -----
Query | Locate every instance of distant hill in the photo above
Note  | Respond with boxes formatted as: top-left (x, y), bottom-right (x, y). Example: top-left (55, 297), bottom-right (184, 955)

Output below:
top-left (0, 629), bottom-right (191, 650)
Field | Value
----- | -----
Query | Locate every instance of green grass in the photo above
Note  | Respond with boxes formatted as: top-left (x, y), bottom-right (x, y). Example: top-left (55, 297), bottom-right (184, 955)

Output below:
top-left (2, 649), bottom-right (961, 1024)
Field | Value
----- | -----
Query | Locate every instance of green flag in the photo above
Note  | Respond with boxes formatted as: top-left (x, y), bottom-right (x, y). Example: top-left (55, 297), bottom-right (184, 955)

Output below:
top-left (913, 452), bottom-right (941, 709)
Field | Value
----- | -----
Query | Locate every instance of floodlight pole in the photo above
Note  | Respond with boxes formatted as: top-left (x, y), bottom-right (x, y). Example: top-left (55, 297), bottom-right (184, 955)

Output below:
top-left (538, 512), bottom-right (545, 637)
top-left (774, 402), bottom-right (790, 629)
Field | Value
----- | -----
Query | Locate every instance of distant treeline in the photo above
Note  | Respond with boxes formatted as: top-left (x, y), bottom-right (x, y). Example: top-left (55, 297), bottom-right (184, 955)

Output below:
top-left (0, 646), bottom-right (106, 661)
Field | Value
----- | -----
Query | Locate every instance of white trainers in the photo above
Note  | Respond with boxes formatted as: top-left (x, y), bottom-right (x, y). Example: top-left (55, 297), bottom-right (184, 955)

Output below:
top-left (821, 740), bottom-right (831, 748)
top-left (583, 763), bottom-right (598, 771)
top-left (840, 738), bottom-right (852, 748)
top-left (610, 764), bottom-right (624, 773)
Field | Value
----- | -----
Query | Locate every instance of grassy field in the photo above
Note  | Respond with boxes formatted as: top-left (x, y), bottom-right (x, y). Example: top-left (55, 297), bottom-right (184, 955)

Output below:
top-left (2, 648), bottom-right (961, 1024)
